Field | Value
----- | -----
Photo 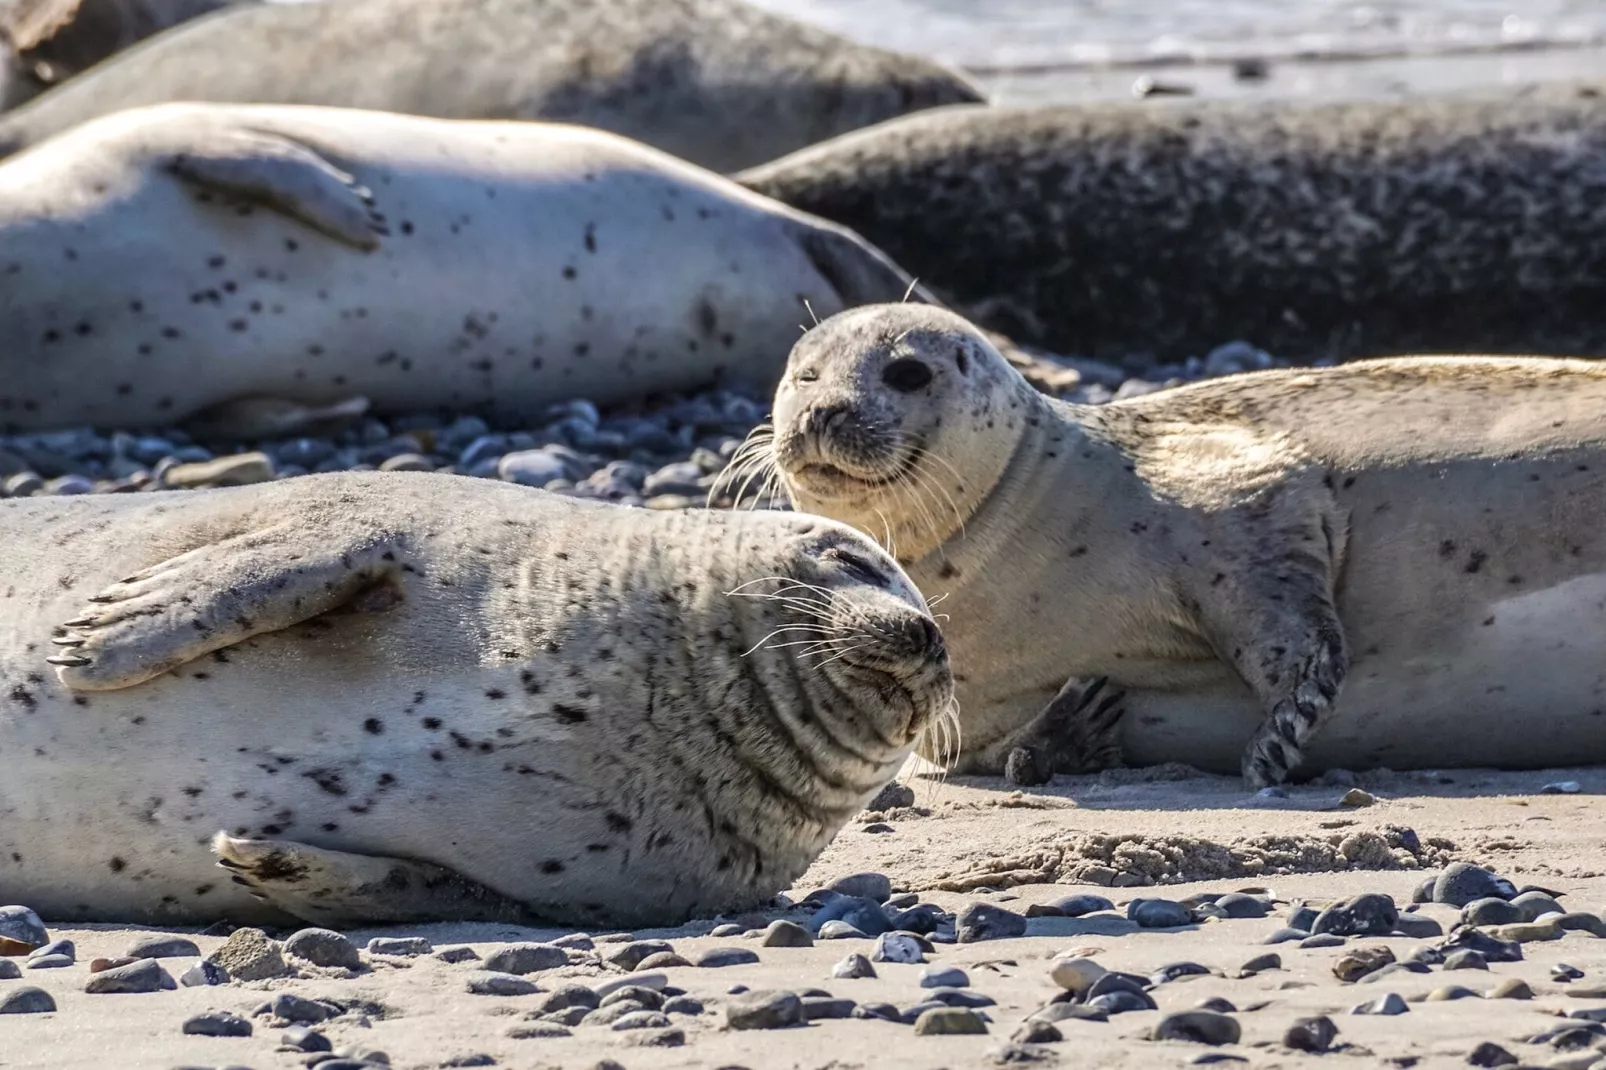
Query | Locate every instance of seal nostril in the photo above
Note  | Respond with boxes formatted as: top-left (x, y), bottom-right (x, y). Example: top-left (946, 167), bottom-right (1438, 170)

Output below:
top-left (919, 617), bottom-right (942, 653)
top-left (807, 403), bottom-right (850, 436)
top-left (883, 358), bottom-right (933, 393)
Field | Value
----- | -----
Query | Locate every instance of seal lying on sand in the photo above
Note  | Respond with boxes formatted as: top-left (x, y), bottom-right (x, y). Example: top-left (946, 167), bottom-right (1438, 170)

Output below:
top-left (739, 82), bottom-right (1606, 364)
top-left (0, 0), bottom-right (234, 109)
top-left (0, 471), bottom-right (953, 925)
top-left (760, 304), bottom-right (1606, 787)
top-left (0, 0), bottom-right (984, 171)
top-left (0, 102), bottom-right (922, 435)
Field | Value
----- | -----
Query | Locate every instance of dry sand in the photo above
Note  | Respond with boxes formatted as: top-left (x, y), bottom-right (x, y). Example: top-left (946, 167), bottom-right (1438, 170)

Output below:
top-left (3, 762), bottom-right (1605, 1070)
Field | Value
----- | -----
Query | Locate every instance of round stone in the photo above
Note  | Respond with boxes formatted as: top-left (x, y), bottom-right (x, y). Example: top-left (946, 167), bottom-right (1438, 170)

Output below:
top-left (1283, 1015), bottom-right (1339, 1052)
top-left (183, 1011), bottom-right (253, 1037)
top-left (801, 996), bottom-right (857, 1021)
top-left (465, 972), bottom-right (540, 996)
top-left (1333, 946), bottom-right (1396, 983)
top-left (1013, 1020), bottom-right (1064, 1044)
top-left (266, 993), bottom-right (334, 1023)
top-left (1152, 1010), bottom-right (1242, 1045)
top-left (125, 936), bottom-right (200, 959)
top-left (761, 921), bottom-right (813, 948)
top-left (611, 1010), bottom-right (672, 1031)
top-left (1240, 953), bottom-right (1281, 975)
top-left (957, 902), bottom-right (1028, 942)
top-left (84, 958), bottom-right (173, 993)
top-left (0, 987), bottom-right (56, 1014)
top-left (0, 906), bottom-right (48, 955)
top-left (1425, 985), bottom-right (1479, 1002)
top-left (827, 873), bottom-right (893, 903)
top-left (0, 961), bottom-right (20, 980)
top-left (1463, 898), bottom-right (1525, 927)
top-left (661, 996), bottom-right (705, 1016)
top-left (634, 951), bottom-right (692, 970)
top-left (599, 986), bottom-right (664, 1011)
top-left (506, 1022), bottom-right (572, 1039)
top-left (1047, 894), bottom-right (1116, 917)
top-left (870, 932), bottom-right (924, 964)
top-left (1487, 978), bottom-right (1534, 1000)
top-left (1050, 955), bottom-right (1106, 995)
top-left (912, 1007), bottom-right (988, 1035)
top-left (1434, 863), bottom-right (1517, 907)
top-left (1510, 891), bottom-right (1565, 922)
top-left (919, 966), bottom-right (969, 989)
top-left (280, 1026), bottom-right (333, 1053)
top-left (25, 954), bottom-right (72, 969)
top-left (696, 947), bottom-right (760, 968)
top-left (865, 782), bottom-right (915, 811)
top-left (1443, 950), bottom-right (1489, 971)
top-left (817, 920), bottom-right (869, 940)
top-left (1351, 993), bottom-right (1409, 1016)
top-left (366, 937), bottom-right (432, 957)
top-left (1214, 893), bottom-right (1272, 919)
top-left (726, 990), bottom-right (804, 1030)
top-left (482, 943), bottom-right (566, 975)
top-left (1128, 899), bottom-right (1194, 929)
top-left (832, 954), bottom-right (877, 980)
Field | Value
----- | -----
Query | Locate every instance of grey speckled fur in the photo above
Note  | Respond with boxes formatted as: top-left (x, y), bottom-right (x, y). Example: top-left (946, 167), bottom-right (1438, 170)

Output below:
top-left (740, 82), bottom-right (1606, 365)
top-left (0, 0), bottom-right (983, 171)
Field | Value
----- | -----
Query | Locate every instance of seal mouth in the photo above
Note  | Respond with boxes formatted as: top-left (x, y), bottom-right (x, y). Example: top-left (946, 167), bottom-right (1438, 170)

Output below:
top-left (790, 445), bottom-right (921, 499)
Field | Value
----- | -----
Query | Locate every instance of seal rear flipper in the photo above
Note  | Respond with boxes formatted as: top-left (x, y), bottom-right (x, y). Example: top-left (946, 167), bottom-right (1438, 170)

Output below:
top-left (212, 833), bottom-right (541, 927)
top-left (164, 127), bottom-right (386, 251)
top-left (47, 522), bottom-right (408, 691)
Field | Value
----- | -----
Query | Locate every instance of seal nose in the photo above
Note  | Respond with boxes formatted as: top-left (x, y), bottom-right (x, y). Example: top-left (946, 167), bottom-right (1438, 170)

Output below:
top-left (806, 403), bottom-right (851, 439)
top-left (912, 616), bottom-right (944, 659)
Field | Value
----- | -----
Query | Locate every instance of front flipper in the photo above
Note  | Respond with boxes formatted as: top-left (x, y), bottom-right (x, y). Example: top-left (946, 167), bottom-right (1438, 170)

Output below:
top-left (1003, 676), bottom-right (1126, 787)
top-left (213, 834), bottom-right (540, 927)
top-left (166, 126), bottom-right (387, 251)
top-left (48, 523), bottom-right (407, 690)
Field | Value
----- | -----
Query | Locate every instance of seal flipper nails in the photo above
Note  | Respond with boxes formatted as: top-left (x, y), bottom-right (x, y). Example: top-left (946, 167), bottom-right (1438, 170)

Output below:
top-left (44, 654), bottom-right (89, 666)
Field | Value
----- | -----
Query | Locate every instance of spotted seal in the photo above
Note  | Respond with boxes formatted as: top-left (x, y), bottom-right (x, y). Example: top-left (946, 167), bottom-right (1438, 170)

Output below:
top-left (0, 470), bottom-right (952, 925)
top-left (759, 303), bottom-right (1606, 787)
top-left (0, 101), bottom-right (923, 435)
top-left (0, 0), bottom-right (984, 170)
top-left (738, 82), bottom-right (1606, 364)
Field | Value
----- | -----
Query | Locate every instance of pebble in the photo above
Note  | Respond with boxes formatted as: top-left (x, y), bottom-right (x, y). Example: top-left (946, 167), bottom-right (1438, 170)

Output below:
top-left (1153, 962), bottom-right (1212, 985)
top-left (84, 958), bottom-right (174, 993)
top-left (913, 1007), bottom-right (989, 1035)
top-left (600, 986), bottom-right (665, 1011)
top-left (595, 972), bottom-right (666, 999)
top-left (818, 921), bottom-right (870, 941)
top-left (1239, 953), bottom-right (1282, 975)
top-left (606, 941), bottom-right (673, 971)
top-left (610, 1010), bottom-right (672, 1031)
top-left (207, 928), bottom-right (289, 981)
top-left (26, 954), bottom-right (72, 969)
top-left (1339, 788), bottom-right (1377, 807)
top-left (367, 937), bottom-right (432, 957)
top-left (871, 932), bottom-right (925, 964)
top-left (1299, 934), bottom-right (1347, 950)
top-left (183, 1011), bottom-right (254, 1037)
top-left (506, 1022), bottom-right (572, 1039)
top-left (483, 943), bottom-right (567, 975)
top-left (180, 961), bottom-right (231, 987)
top-left (1050, 956), bottom-right (1106, 995)
top-left (583, 1001), bottom-right (650, 1026)
top-left (0, 905), bottom-right (48, 955)
top-left (1013, 1020), bottom-right (1064, 1044)
top-left (125, 936), bottom-right (200, 959)
top-left (1262, 927), bottom-right (1309, 945)
top-left (1048, 894), bottom-right (1116, 917)
top-left (1090, 989), bottom-right (1158, 1014)
top-left (1333, 945), bottom-right (1396, 983)
top-left (1196, 997), bottom-right (1238, 1014)
top-left (164, 451), bottom-right (275, 488)
top-left (536, 985), bottom-right (600, 1014)
top-left (708, 923), bottom-right (746, 938)
top-left (0, 960), bottom-right (19, 980)
top-left (662, 996), bottom-right (705, 1016)
top-left (761, 920), bottom-right (813, 948)
top-left (920, 966), bottom-right (970, 989)
top-left (1214, 893), bottom-right (1273, 919)
top-left (1128, 898), bottom-right (1194, 929)
top-left (1435, 863), bottom-right (1518, 907)
top-left (925, 987), bottom-right (997, 1009)
top-left (890, 904), bottom-right (948, 935)
top-left (465, 972), bottom-right (540, 996)
top-left (865, 782), bottom-right (916, 811)
top-left (1488, 978), bottom-right (1534, 1000)
top-left (280, 1025), bottom-right (333, 1053)
top-left (802, 997), bottom-right (858, 1021)
top-left (1425, 985), bottom-right (1480, 1001)
top-left (1511, 891), bottom-right (1567, 922)
top-left (1463, 898), bottom-right (1526, 927)
top-left (828, 873), bottom-right (893, 902)
top-left (854, 1001), bottom-right (902, 1022)
top-left (697, 947), bottom-right (761, 968)
top-left (91, 957), bottom-right (148, 973)
top-left (958, 902), bottom-right (1029, 942)
top-left (1312, 893), bottom-right (1398, 937)
top-left (726, 989), bottom-right (805, 1030)
top-left (1392, 913), bottom-right (1445, 938)
top-left (1352, 993), bottom-right (1409, 1016)
top-left (833, 953), bottom-right (877, 980)
top-left (1283, 1015), bottom-right (1339, 1052)
top-left (1466, 1041), bottom-right (1520, 1067)
top-left (28, 939), bottom-right (74, 962)
top-left (265, 993), bottom-right (334, 1023)
top-left (1442, 928), bottom-right (1525, 963)
top-left (0, 986), bottom-right (56, 1014)
top-left (1152, 1010), bottom-right (1242, 1045)
top-left (634, 951), bottom-right (692, 969)
top-left (434, 946), bottom-right (481, 964)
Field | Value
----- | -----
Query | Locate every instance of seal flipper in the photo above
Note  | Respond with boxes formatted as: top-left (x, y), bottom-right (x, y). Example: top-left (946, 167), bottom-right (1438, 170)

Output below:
top-left (1002, 676), bottom-right (1125, 787)
top-left (212, 833), bottom-right (540, 926)
top-left (165, 127), bottom-right (386, 251)
top-left (48, 523), bottom-right (407, 690)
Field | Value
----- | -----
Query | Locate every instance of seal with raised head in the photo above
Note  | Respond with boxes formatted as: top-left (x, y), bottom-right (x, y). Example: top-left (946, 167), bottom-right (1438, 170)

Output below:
top-left (760, 303), bottom-right (1606, 787)
top-left (0, 101), bottom-right (923, 435)
top-left (0, 471), bottom-right (952, 925)
top-left (0, 0), bottom-right (984, 170)
top-left (738, 82), bottom-right (1606, 364)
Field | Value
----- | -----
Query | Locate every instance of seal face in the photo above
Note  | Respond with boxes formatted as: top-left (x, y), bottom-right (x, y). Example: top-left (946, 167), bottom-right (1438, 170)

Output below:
top-left (0, 102), bottom-right (921, 433)
top-left (0, 471), bottom-right (952, 926)
top-left (764, 303), bottom-right (1606, 787)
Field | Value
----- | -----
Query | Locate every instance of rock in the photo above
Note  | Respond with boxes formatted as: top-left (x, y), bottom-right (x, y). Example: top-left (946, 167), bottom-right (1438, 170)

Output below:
top-left (1333, 945), bottom-right (1396, 983)
top-left (85, 958), bottom-right (173, 993)
top-left (265, 993), bottom-right (335, 1023)
top-left (1240, 953), bottom-right (1281, 975)
top-left (0, 985), bottom-right (58, 1019)
top-left (811, 896), bottom-right (893, 937)
top-left (582, 1001), bottom-right (650, 1026)
top-left (125, 936), bottom-right (200, 959)
top-left (0, 906), bottom-right (48, 955)
top-left (535, 985), bottom-right (600, 1014)
top-left (1510, 891), bottom-right (1566, 922)
top-left (634, 951), bottom-right (692, 970)
top-left (1048, 894), bottom-right (1116, 917)
top-left (183, 1011), bottom-right (253, 1037)
top-left (1434, 863), bottom-right (1517, 907)
top-left (25, 954), bottom-right (72, 969)
top-left (1352, 993), bottom-right (1409, 1015)
top-left (367, 937), bottom-right (432, 957)
top-left (1300, 933), bottom-right (1346, 949)
top-left (1050, 956), bottom-right (1106, 995)
top-left (1407, 945), bottom-right (1444, 967)
top-left (1287, 905), bottom-right (1321, 930)
top-left (708, 923), bottom-right (746, 938)
top-left (1357, 962), bottom-right (1430, 983)
top-left (890, 903), bottom-right (949, 934)
top-left (604, 941), bottom-right (672, 971)
top-left (466, 972), bottom-right (540, 996)
top-left (832, 953), bottom-right (876, 980)
top-left (1013, 1020), bottom-right (1064, 1044)
top-left (1442, 927), bottom-right (1524, 963)
top-left (1463, 898), bottom-right (1526, 927)
top-left (1033, 1002), bottom-right (1110, 1025)
top-left (920, 966), bottom-right (969, 989)
top-left (483, 943), bottom-right (567, 975)
top-left (550, 933), bottom-right (594, 950)
top-left (610, 1010), bottom-right (672, 1031)
top-left (27, 939), bottom-right (74, 962)
top-left (498, 449), bottom-right (571, 487)
top-left (802, 996), bottom-right (857, 1021)
top-left (1555, 913), bottom-right (1606, 937)
top-left (924, 988), bottom-right (997, 1009)
top-left (1487, 920), bottom-right (1562, 943)
top-left (958, 902), bottom-right (1029, 942)
top-left (506, 1021), bottom-right (572, 1039)
top-left (871, 932), bottom-right (925, 964)
top-left (866, 782), bottom-right (916, 811)
top-left (697, 947), bottom-right (760, 968)
top-left (1128, 899), bottom-right (1194, 929)
top-left (1151, 962), bottom-right (1211, 986)
top-left (761, 921), bottom-right (813, 948)
top-left (1214, 893), bottom-right (1273, 919)
top-left (1466, 1041), bottom-right (1520, 1067)
top-left (284, 928), bottom-right (361, 970)
top-left (1090, 989), bottom-right (1158, 1015)
top-left (164, 451), bottom-right (274, 488)
top-left (1152, 1011), bottom-right (1242, 1045)
top-left (599, 986), bottom-right (665, 1011)
top-left (1195, 998), bottom-right (1237, 1014)
top-left (180, 961), bottom-right (230, 987)
top-left (1488, 978), bottom-right (1534, 1000)
top-left (913, 1007), bottom-right (989, 1035)
top-left (1339, 788), bottom-right (1376, 807)
top-left (1392, 913), bottom-right (1444, 939)
top-left (829, 873), bottom-right (893, 902)
top-left (435, 946), bottom-right (481, 964)
top-left (595, 972), bottom-right (667, 998)
top-left (280, 1025), bottom-right (333, 1053)
top-left (726, 990), bottom-right (805, 1030)
top-left (1262, 927), bottom-right (1309, 945)
top-left (0, 960), bottom-right (19, 979)
top-left (1312, 893), bottom-right (1398, 937)
top-left (1425, 985), bottom-right (1480, 1001)
top-left (818, 921), bottom-right (869, 940)
top-left (1284, 1015), bottom-right (1339, 1052)
top-left (207, 928), bottom-right (289, 981)
top-left (662, 995), bottom-right (705, 1016)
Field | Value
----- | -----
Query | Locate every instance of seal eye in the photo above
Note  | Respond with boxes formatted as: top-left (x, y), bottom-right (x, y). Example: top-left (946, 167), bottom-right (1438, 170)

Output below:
top-left (883, 359), bottom-right (933, 393)
top-left (797, 367), bottom-right (820, 383)
top-left (826, 548), bottom-right (888, 588)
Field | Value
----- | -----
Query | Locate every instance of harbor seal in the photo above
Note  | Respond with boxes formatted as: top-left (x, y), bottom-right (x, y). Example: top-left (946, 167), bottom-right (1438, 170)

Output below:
top-left (0, 471), bottom-right (953, 925)
top-left (0, 101), bottom-right (924, 435)
top-left (0, 0), bottom-right (984, 171)
top-left (761, 303), bottom-right (1606, 787)
top-left (739, 82), bottom-right (1606, 364)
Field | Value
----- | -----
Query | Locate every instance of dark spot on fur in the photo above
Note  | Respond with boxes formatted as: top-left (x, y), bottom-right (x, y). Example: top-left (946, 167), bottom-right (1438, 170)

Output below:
top-left (363, 717), bottom-right (383, 734)
top-left (1465, 551), bottom-right (1487, 574)
top-left (1438, 539), bottom-right (1456, 558)
top-left (421, 717), bottom-right (442, 730)
top-left (484, 689), bottom-right (505, 700)
top-left (108, 857), bottom-right (127, 873)
top-left (553, 704), bottom-right (587, 724)
top-left (605, 812), bottom-right (632, 833)
top-left (540, 860), bottom-right (565, 874)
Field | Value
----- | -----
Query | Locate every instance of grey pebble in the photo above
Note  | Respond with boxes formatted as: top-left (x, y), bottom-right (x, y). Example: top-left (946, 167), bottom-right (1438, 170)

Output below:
top-left (536, 985), bottom-right (600, 1014)
top-left (28, 939), bottom-right (74, 962)
top-left (583, 1000), bottom-right (649, 1026)
top-left (367, 937), bottom-right (432, 957)
top-left (183, 1010), bottom-right (254, 1037)
top-left (1262, 927), bottom-right (1310, 945)
top-left (1463, 898), bottom-right (1526, 927)
top-left (885, 893), bottom-right (920, 910)
top-left (1283, 1015), bottom-right (1339, 1052)
top-left (1013, 1020), bottom-right (1064, 1044)
top-left (1048, 894), bottom-right (1116, 917)
top-left (871, 932), bottom-right (925, 963)
top-left (1152, 1010), bottom-right (1242, 1045)
top-left (812, 895), bottom-right (893, 937)
top-left (925, 987), bottom-right (997, 1009)
top-left (0, 986), bottom-right (55, 1014)
top-left (1425, 984), bottom-right (1480, 1001)
top-left (1313, 893), bottom-right (1398, 937)
top-left (802, 996), bottom-right (858, 1021)
top-left (921, 965), bottom-right (970, 989)
top-left (1240, 953), bottom-right (1281, 975)
top-left (761, 920), bottom-right (812, 948)
top-left (465, 972), bottom-right (540, 996)
top-left (594, 971), bottom-right (666, 998)
top-left (1466, 1041), bottom-right (1519, 1067)
top-left (708, 923), bottom-right (746, 938)
top-left (84, 958), bottom-right (174, 994)
top-left (541, 1006), bottom-right (591, 1027)
top-left (1441, 928), bottom-right (1524, 963)
top-left (828, 873), bottom-right (893, 903)
top-left (697, 947), bottom-right (760, 968)
top-left (610, 1010), bottom-right (672, 1031)
top-left (1153, 962), bottom-right (1213, 985)
top-left (606, 941), bottom-right (674, 971)
top-left (1214, 893), bottom-right (1273, 919)
top-left (1392, 913), bottom-right (1444, 938)
top-left (913, 1006), bottom-right (989, 1035)
top-left (1352, 993), bottom-right (1409, 1016)
top-left (1286, 905), bottom-right (1321, 930)
top-left (817, 920), bottom-right (869, 940)
top-left (483, 943), bottom-right (566, 975)
top-left (506, 1021), bottom-right (572, 1039)
top-left (434, 946), bottom-right (480, 964)
top-left (279, 1025), bottom-right (333, 1053)
top-left (600, 986), bottom-right (664, 1011)
top-left (1090, 989), bottom-right (1157, 1015)
top-left (890, 903), bottom-right (948, 935)
top-left (1128, 898), bottom-right (1194, 929)
top-left (26, 954), bottom-right (72, 969)
top-left (125, 936), bottom-right (199, 959)
top-left (1434, 863), bottom-right (1517, 907)
top-left (0, 906), bottom-right (48, 953)
top-left (284, 928), bottom-right (361, 970)
top-left (832, 953), bottom-right (876, 980)
top-left (264, 993), bottom-right (334, 1023)
top-left (0, 960), bottom-right (20, 980)
top-left (1510, 891), bottom-right (1566, 921)
top-left (958, 902), bottom-right (1028, 942)
top-left (661, 996), bottom-right (705, 1016)
top-left (180, 961), bottom-right (230, 987)
top-left (1299, 934), bottom-right (1347, 949)
top-left (727, 989), bottom-right (805, 1030)
top-left (853, 1001), bottom-right (902, 1022)
top-left (1196, 997), bottom-right (1237, 1013)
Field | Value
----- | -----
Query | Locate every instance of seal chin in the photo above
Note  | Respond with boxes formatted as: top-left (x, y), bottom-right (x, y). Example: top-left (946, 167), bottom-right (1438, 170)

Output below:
top-left (824, 617), bottom-right (951, 746)
top-left (784, 444), bottom-right (921, 502)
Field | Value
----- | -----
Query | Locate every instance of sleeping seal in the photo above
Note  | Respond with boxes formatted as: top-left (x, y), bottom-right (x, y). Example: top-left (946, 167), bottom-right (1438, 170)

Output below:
top-left (761, 303), bottom-right (1606, 787)
top-left (0, 0), bottom-right (984, 170)
top-left (0, 471), bottom-right (952, 925)
top-left (0, 102), bottom-right (921, 435)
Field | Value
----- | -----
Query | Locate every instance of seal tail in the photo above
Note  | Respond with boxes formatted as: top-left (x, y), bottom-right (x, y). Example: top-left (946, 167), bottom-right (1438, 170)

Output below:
top-left (796, 221), bottom-right (941, 309)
